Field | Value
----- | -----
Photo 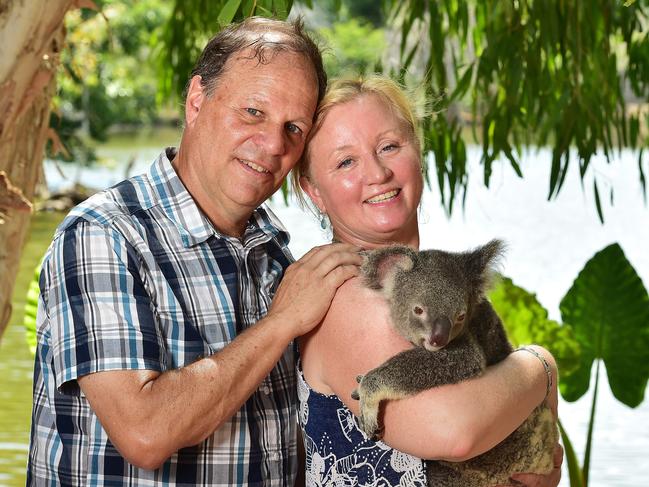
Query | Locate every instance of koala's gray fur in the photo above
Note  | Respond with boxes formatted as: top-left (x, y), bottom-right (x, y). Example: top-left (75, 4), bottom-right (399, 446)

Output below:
top-left (353, 239), bottom-right (558, 487)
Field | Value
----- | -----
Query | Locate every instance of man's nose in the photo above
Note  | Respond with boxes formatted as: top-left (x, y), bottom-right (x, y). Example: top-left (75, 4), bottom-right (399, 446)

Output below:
top-left (256, 124), bottom-right (287, 156)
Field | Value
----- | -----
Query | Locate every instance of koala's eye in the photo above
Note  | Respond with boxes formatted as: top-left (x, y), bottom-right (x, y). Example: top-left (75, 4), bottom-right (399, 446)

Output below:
top-left (413, 306), bottom-right (424, 315)
top-left (457, 312), bottom-right (466, 322)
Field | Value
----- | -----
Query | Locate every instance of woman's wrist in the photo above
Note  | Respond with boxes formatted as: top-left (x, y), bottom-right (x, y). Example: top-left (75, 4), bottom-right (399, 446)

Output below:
top-left (514, 346), bottom-right (553, 400)
top-left (514, 345), bottom-right (558, 412)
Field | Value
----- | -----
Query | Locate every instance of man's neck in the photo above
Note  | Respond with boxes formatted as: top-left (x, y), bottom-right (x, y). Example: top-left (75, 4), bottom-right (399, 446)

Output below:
top-left (171, 145), bottom-right (252, 238)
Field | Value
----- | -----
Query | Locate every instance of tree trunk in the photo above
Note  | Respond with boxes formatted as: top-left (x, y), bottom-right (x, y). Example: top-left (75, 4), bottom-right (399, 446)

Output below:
top-left (0, 0), bottom-right (76, 339)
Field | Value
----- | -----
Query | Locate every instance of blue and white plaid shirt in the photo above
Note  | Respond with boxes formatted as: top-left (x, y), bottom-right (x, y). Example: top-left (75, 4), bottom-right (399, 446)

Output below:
top-left (28, 148), bottom-right (298, 486)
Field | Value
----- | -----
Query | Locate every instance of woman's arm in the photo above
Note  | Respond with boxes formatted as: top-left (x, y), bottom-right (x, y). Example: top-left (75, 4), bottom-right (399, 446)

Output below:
top-left (299, 278), bottom-right (558, 462)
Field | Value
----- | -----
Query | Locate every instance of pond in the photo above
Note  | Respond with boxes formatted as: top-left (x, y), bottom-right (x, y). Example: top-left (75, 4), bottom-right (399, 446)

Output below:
top-left (1, 135), bottom-right (647, 486)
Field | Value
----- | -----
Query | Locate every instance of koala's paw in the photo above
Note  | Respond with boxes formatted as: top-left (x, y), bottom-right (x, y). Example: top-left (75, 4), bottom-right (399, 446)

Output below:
top-left (351, 373), bottom-right (384, 440)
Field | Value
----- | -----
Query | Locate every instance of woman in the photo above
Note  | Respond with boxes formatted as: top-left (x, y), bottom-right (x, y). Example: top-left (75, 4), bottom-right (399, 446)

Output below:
top-left (292, 76), bottom-right (562, 486)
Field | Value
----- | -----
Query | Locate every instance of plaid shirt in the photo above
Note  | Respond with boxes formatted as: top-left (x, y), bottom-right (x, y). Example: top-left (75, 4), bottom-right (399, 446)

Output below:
top-left (28, 149), bottom-right (298, 486)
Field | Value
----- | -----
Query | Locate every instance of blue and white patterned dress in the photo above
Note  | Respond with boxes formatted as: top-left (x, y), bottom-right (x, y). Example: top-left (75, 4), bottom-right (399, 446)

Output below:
top-left (297, 361), bottom-right (427, 486)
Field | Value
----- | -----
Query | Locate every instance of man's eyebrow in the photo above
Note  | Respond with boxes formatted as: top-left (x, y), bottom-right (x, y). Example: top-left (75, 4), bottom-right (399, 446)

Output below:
top-left (244, 94), bottom-right (267, 105)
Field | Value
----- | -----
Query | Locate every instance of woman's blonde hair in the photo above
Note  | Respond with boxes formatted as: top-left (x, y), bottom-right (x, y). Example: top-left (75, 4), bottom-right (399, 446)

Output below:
top-left (291, 75), bottom-right (423, 210)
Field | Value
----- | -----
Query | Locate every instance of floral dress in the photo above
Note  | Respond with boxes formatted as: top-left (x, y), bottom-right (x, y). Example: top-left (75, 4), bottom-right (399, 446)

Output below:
top-left (297, 361), bottom-right (427, 486)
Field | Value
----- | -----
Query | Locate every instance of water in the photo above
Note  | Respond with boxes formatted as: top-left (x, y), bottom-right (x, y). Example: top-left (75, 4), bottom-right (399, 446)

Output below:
top-left (1, 138), bottom-right (647, 486)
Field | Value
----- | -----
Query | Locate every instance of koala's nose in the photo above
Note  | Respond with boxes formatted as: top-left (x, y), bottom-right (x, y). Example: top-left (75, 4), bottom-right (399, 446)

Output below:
top-left (430, 316), bottom-right (452, 348)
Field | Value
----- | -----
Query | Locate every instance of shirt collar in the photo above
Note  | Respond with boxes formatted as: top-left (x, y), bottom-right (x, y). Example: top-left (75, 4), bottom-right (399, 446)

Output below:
top-left (147, 148), bottom-right (290, 248)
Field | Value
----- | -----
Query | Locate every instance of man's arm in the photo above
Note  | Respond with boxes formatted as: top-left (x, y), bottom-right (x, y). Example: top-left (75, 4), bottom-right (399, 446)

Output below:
top-left (302, 278), bottom-right (557, 462)
top-left (77, 243), bottom-right (362, 469)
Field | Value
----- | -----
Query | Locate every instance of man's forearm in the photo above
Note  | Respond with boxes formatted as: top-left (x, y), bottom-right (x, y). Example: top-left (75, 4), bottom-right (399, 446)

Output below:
top-left (79, 312), bottom-right (296, 469)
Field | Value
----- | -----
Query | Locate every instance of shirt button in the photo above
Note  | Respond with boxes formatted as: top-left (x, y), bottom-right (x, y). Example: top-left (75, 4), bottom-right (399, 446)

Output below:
top-left (262, 385), bottom-right (271, 395)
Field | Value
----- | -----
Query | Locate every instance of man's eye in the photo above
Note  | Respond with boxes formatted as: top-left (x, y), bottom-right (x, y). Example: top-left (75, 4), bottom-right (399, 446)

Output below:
top-left (286, 123), bottom-right (302, 135)
top-left (246, 108), bottom-right (261, 116)
top-left (381, 143), bottom-right (399, 153)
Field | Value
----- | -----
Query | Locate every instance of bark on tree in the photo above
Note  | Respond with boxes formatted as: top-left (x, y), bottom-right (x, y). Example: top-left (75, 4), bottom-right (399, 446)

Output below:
top-left (0, 0), bottom-right (77, 339)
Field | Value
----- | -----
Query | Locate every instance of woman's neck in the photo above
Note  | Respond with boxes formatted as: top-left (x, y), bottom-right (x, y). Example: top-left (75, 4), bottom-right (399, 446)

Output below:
top-left (332, 229), bottom-right (420, 250)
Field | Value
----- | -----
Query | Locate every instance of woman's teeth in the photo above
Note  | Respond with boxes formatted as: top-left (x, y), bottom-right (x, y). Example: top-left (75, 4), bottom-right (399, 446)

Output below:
top-left (366, 189), bottom-right (399, 203)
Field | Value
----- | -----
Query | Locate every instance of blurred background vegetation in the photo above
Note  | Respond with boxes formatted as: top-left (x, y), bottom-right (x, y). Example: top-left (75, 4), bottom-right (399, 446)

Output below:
top-left (49, 0), bottom-right (649, 221)
top-left (1, 1), bottom-right (647, 486)
top-left (48, 0), bottom-right (391, 171)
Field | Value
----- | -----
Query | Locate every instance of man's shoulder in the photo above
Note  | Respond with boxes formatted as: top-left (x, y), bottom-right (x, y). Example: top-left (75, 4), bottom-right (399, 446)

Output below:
top-left (56, 172), bottom-right (156, 235)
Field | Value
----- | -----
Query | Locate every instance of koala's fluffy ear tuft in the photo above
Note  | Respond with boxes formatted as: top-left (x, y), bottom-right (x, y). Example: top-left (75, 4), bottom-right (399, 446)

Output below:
top-left (362, 245), bottom-right (416, 291)
top-left (465, 239), bottom-right (506, 294)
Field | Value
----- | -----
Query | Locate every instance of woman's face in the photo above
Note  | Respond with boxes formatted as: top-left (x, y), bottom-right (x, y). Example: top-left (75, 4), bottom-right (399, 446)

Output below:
top-left (301, 94), bottom-right (423, 248)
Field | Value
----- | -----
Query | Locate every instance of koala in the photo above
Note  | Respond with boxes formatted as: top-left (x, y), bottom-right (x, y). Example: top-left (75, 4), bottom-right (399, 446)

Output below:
top-left (352, 239), bottom-right (558, 487)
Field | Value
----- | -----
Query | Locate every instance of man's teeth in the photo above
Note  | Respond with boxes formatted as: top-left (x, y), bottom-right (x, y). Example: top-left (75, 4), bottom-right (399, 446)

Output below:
top-left (366, 190), bottom-right (399, 203)
top-left (240, 159), bottom-right (268, 173)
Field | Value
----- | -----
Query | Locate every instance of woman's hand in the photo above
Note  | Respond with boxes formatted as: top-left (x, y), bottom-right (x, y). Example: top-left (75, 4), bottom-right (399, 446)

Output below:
top-left (504, 443), bottom-right (563, 487)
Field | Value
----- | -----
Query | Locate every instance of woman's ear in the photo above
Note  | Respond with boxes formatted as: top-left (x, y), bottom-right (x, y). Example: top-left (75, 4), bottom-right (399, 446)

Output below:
top-left (299, 175), bottom-right (326, 213)
top-left (185, 75), bottom-right (205, 127)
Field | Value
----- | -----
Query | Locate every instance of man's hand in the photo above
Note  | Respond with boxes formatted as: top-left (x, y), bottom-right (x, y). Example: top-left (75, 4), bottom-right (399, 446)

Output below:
top-left (77, 243), bottom-right (360, 469)
top-left (269, 243), bottom-right (362, 336)
top-left (505, 443), bottom-right (563, 487)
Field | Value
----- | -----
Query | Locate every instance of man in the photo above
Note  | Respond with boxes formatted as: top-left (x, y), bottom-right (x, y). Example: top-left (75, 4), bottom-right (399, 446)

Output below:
top-left (28, 17), bottom-right (361, 486)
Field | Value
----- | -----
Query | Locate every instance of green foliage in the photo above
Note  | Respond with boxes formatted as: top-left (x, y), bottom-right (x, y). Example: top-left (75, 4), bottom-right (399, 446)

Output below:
top-left (314, 0), bottom-right (386, 26)
top-left (558, 419), bottom-right (585, 487)
top-left (52, 0), bottom-right (171, 164)
top-left (490, 276), bottom-right (581, 378)
top-left (159, 0), bottom-right (295, 100)
top-left (487, 245), bottom-right (649, 486)
top-left (318, 18), bottom-right (386, 77)
top-left (559, 243), bottom-right (649, 407)
top-left (558, 243), bottom-right (649, 486)
top-left (23, 264), bottom-right (41, 356)
top-left (386, 0), bottom-right (649, 218)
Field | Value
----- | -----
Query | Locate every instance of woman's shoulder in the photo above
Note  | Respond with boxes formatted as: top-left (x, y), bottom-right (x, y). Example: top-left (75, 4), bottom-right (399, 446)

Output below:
top-left (326, 277), bottom-right (392, 337)
top-left (314, 276), bottom-right (412, 367)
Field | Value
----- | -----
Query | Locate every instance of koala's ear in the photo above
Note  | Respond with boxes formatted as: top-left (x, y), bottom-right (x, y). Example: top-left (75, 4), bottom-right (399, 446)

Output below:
top-left (362, 245), bottom-right (416, 291)
top-left (465, 239), bottom-right (506, 293)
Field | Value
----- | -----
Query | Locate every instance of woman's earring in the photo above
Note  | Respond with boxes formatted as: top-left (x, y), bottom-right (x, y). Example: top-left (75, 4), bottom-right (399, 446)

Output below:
top-left (320, 213), bottom-right (328, 229)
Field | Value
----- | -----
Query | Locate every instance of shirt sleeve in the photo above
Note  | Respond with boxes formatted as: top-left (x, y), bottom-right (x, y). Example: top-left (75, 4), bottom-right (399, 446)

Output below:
top-left (43, 219), bottom-right (164, 394)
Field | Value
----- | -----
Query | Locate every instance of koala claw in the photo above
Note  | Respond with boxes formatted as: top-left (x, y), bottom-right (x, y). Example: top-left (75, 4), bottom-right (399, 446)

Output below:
top-left (353, 375), bottom-right (383, 438)
top-left (357, 408), bottom-right (382, 439)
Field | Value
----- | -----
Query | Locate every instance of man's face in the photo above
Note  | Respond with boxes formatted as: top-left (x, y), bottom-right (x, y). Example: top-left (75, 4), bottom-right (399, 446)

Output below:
top-left (182, 49), bottom-right (319, 232)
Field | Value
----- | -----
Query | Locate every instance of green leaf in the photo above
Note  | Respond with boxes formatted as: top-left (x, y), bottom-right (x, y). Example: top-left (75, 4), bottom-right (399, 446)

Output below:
top-left (272, 0), bottom-right (290, 19)
top-left (241, 0), bottom-right (256, 16)
top-left (23, 262), bottom-right (42, 356)
top-left (280, 179), bottom-right (289, 205)
top-left (490, 276), bottom-right (581, 377)
top-left (593, 178), bottom-right (604, 224)
top-left (450, 64), bottom-right (473, 101)
top-left (559, 243), bottom-right (649, 407)
top-left (630, 116), bottom-right (640, 148)
top-left (218, 0), bottom-right (242, 25)
top-left (558, 419), bottom-right (584, 487)
top-left (639, 149), bottom-right (647, 203)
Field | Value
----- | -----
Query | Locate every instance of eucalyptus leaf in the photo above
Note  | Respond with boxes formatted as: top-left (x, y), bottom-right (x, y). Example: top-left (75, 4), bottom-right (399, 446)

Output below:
top-left (218, 0), bottom-right (242, 25)
top-left (559, 243), bottom-right (649, 407)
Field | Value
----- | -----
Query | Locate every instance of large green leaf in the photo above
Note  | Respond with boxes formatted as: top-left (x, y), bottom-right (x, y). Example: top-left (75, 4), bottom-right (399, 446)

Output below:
top-left (490, 276), bottom-right (581, 377)
top-left (559, 243), bottom-right (649, 407)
